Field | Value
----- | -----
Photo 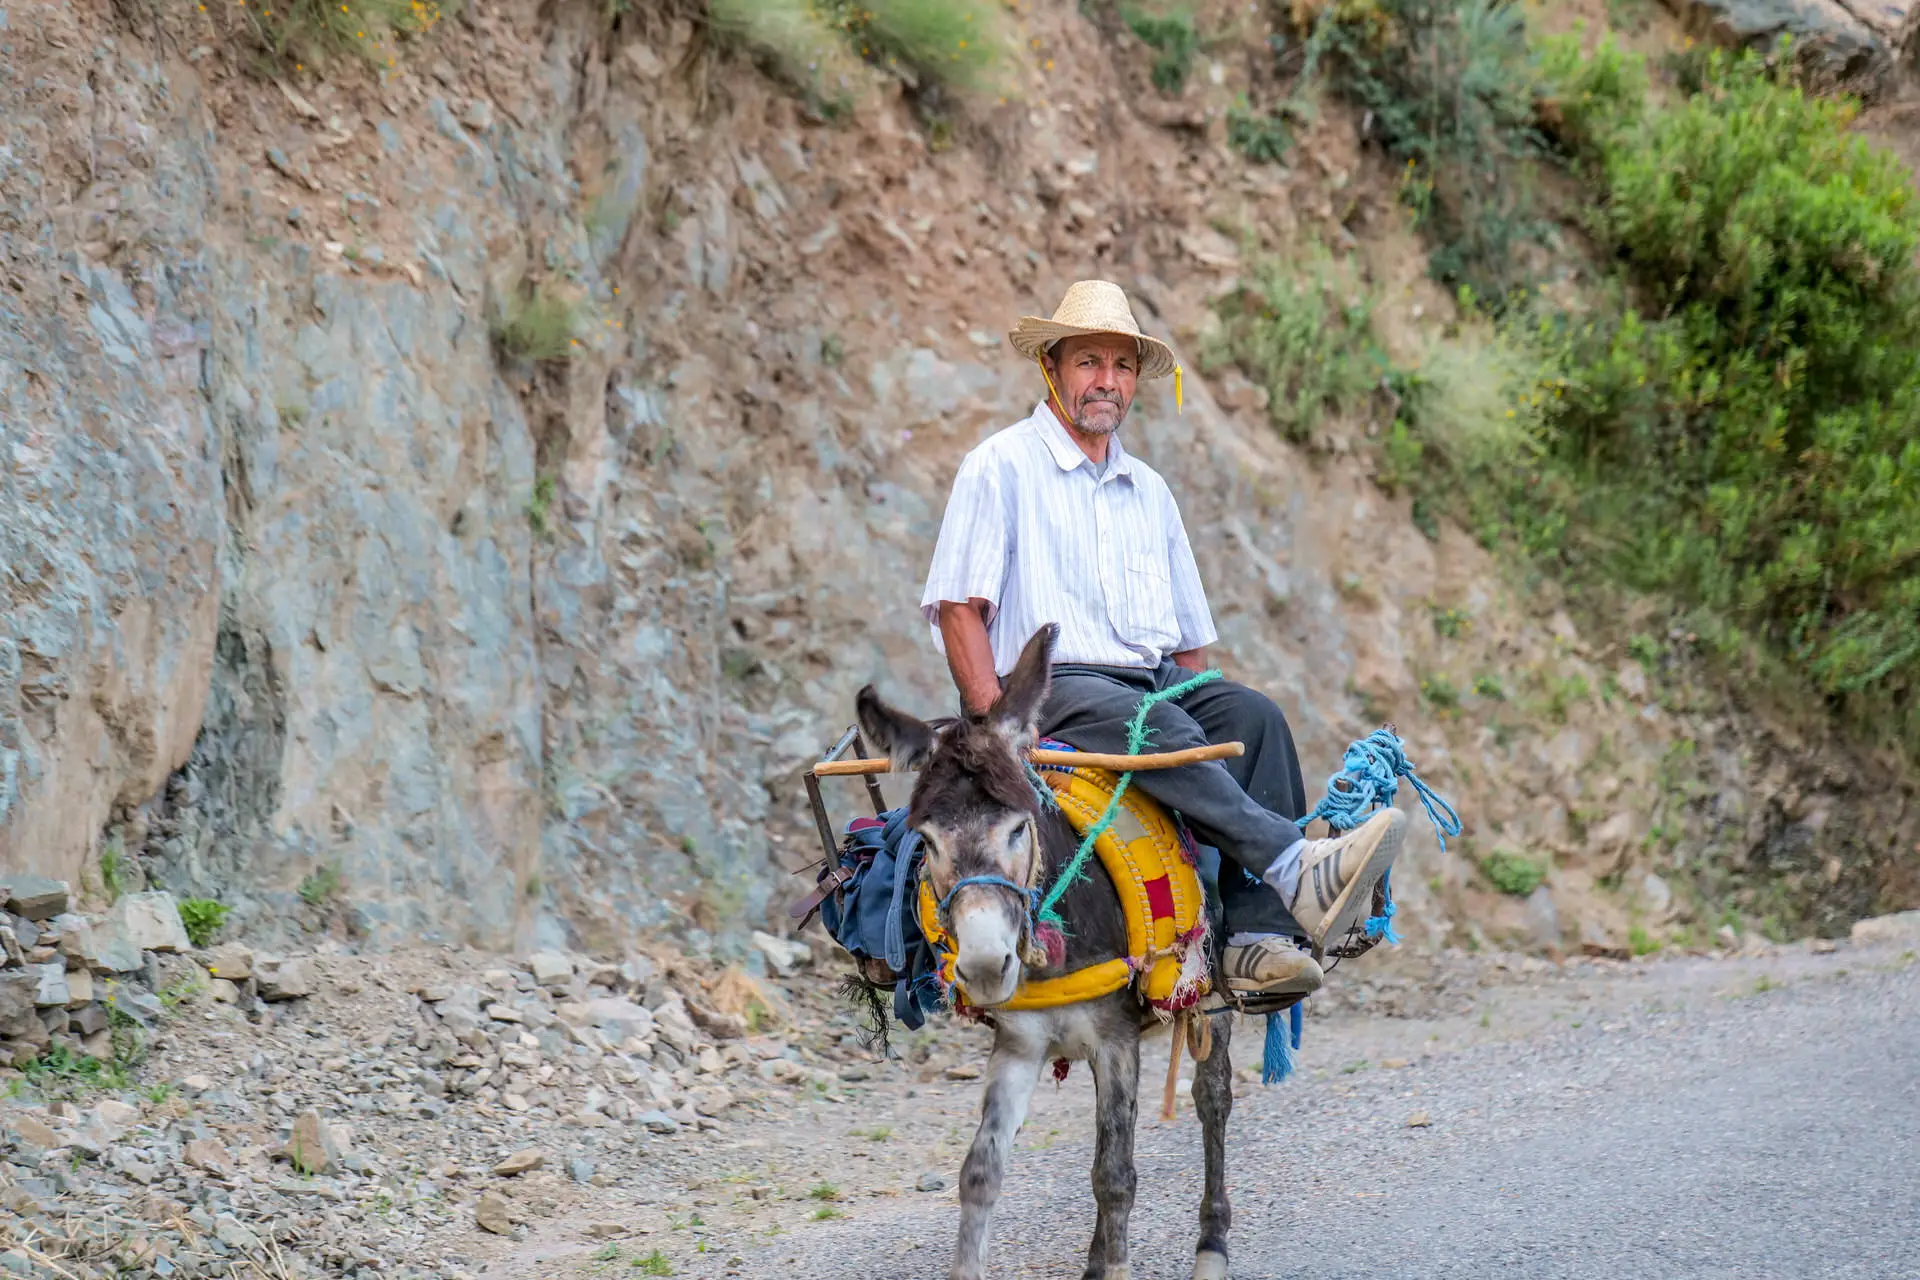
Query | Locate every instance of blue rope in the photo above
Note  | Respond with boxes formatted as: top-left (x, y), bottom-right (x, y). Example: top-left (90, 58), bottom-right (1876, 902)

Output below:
top-left (938, 874), bottom-right (1041, 930)
top-left (1035, 669), bottom-right (1224, 924)
top-left (1260, 999), bottom-right (1308, 1083)
top-left (1298, 727), bottom-right (1461, 944)
top-left (1022, 760), bottom-right (1059, 812)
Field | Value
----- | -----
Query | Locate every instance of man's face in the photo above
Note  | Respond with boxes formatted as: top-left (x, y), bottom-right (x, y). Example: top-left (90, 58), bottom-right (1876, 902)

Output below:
top-left (1047, 334), bottom-right (1138, 435)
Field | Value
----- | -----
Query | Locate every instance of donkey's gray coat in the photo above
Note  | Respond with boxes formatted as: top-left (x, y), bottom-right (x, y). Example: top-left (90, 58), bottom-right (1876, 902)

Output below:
top-left (859, 625), bottom-right (1237, 1280)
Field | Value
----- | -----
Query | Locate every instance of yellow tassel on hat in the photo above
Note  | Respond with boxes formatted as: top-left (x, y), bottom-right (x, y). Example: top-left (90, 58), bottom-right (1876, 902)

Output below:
top-left (1174, 365), bottom-right (1184, 414)
top-left (1038, 357), bottom-right (1063, 415)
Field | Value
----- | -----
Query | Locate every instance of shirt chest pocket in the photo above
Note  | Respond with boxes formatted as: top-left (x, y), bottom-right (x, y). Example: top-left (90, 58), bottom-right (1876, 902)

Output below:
top-left (1122, 551), bottom-right (1176, 643)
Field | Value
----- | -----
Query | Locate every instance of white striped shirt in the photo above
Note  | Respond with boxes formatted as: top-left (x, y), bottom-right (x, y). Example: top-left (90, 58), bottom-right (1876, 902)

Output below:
top-left (920, 402), bottom-right (1218, 675)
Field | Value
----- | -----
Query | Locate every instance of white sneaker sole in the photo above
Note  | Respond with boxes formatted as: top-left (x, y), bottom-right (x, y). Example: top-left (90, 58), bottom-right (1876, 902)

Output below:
top-left (1306, 810), bottom-right (1407, 954)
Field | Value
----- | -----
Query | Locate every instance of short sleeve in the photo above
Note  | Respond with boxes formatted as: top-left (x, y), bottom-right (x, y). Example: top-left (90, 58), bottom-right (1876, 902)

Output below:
top-left (920, 449), bottom-right (1011, 632)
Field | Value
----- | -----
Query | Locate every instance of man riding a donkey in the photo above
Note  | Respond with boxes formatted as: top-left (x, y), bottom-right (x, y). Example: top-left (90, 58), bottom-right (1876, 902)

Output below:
top-left (850, 280), bottom-right (1413, 1279)
top-left (917, 279), bottom-right (1407, 1000)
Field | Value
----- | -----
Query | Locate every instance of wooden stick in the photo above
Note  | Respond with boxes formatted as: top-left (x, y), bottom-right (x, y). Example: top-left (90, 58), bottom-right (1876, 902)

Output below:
top-left (1161, 1010), bottom-right (1186, 1121)
top-left (810, 741), bottom-right (1245, 777)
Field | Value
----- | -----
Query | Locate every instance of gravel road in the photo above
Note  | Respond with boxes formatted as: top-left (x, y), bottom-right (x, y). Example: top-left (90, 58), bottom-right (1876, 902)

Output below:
top-left (714, 944), bottom-right (1919, 1280)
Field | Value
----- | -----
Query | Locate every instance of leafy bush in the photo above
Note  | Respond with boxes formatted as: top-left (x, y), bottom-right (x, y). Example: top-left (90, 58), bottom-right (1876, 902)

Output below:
top-left (238, 0), bottom-right (454, 69)
top-left (1227, 99), bottom-right (1293, 163)
top-left (1322, 0), bottom-right (1545, 299)
top-left (708, 0), bottom-right (862, 97)
top-left (1534, 28), bottom-right (1647, 160)
top-left (492, 283), bottom-right (588, 362)
top-left (1123, 5), bottom-right (1198, 94)
top-left (298, 864), bottom-right (344, 907)
top-left (714, 0), bottom-right (1006, 97)
top-left (177, 898), bottom-right (232, 948)
top-left (1205, 245), bottom-right (1382, 444)
top-left (1480, 849), bottom-right (1546, 896)
top-left (1539, 44), bottom-right (1920, 748)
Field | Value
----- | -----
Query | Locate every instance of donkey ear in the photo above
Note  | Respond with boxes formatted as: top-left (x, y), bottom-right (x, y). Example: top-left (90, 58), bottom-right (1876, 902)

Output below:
top-left (989, 624), bottom-right (1056, 743)
top-left (856, 685), bottom-right (937, 772)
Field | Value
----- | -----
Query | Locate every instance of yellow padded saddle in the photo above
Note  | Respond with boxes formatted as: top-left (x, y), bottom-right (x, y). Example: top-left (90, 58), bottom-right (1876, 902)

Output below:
top-left (916, 764), bottom-right (1210, 1013)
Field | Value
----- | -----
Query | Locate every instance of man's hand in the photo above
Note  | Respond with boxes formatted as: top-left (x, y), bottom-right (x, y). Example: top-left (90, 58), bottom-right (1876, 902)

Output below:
top-left (1173, 647), bottom-right (1209, 673)
top-left (938, 599), bottom-right (1003, 716)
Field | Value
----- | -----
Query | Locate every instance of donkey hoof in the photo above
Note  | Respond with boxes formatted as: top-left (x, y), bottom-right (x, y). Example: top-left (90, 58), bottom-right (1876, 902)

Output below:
top-left (1192, 1250), bottom-right (1229, 1280)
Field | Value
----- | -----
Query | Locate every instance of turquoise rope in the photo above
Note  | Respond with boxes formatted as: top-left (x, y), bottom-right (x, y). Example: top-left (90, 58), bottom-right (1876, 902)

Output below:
top-left (1035, 669), bottom-right (1224, 925)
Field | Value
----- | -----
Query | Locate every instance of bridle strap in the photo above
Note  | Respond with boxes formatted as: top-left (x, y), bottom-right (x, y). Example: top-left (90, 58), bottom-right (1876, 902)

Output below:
top-left (937, 874), bottom-right (1041, 930)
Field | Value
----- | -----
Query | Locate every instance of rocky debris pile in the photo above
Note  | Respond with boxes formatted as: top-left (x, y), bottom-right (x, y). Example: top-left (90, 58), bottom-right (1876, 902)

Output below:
top-left (0, 928), bottom-right (893, 1278)
top-left (0, 878), bottom-right (233, 1070)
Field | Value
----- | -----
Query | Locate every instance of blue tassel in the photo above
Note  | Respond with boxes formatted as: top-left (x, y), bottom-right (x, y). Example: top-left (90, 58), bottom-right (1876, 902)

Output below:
top-left (1290, 999), bottom-right (1304, 1050)
top-left (1363, 868), bottom-right (1402, 945)
top-left (1261, 1010), bottom-right (1296, 1084)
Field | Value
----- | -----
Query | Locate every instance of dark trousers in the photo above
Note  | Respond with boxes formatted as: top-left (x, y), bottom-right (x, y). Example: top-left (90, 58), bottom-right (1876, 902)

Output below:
top-left (1039, 662), bottom-right (1307, 937)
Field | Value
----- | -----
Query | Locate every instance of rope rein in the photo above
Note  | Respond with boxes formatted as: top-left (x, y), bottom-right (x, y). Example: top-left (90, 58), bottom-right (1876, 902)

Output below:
top-left (1035, 668), bottom-right (1224, 925)
top-left (1302, 726), bottom-right (1462, 944)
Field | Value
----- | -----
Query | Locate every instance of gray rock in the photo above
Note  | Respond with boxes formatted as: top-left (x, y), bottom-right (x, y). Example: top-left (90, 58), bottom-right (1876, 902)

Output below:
top-left (106, 988), bottom-right (163, 1026)
top-left (285, 1110), bottom-right (341, 1174)
top-left (203, 943), bottom-right (253, 982)
top-left (213, 1213), bottom-right (261, 1251)
top-left (57, 917), bottom-right (142, 974)
top-left (0, 972), bottom-right (37, 1034)
top-left (255, 955), bottom-right (313, 1001)
top-left (474, 1188), bottom-right (514, 1235)
top-left (3, 877), bottom-right (70, 922)
top-left (916, 1171), bottom-right (949, 1192)
top-left (1851, 910), bottom-right (1920, 946)
top-left (634, 1110), bottom-right (679, 1134)
top-left (527, 951), bottom-right (573, 986)
top-left (108, 892), bottom-right (192, 953)
top-left (568, 1157), bottom-right (596, 1184)
top-left (28, 964), bottom-right (66, 1008)
top-left (617, 954), bottom-right (657, 996)
top-left (1661, 0), bottom-right (1916, 100)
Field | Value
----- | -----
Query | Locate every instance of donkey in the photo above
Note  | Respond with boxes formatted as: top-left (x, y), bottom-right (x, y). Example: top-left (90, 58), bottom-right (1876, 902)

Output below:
top-left (858, 623), bottom-right (1239, 1280)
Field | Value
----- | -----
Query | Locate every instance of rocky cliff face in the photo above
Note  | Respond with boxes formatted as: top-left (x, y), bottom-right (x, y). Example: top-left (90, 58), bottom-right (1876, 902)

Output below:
top-left (2, 0), bottom-right (1913, 956)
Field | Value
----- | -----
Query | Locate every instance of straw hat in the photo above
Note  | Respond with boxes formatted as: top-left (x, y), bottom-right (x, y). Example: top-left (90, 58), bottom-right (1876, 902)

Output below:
top-left (1008, 280), bottom-right (1180, 380)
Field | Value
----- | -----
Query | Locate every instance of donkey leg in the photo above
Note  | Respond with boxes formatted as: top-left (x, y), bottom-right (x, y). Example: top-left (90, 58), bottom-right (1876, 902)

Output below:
top-left (1082, 1027), bottom-right (1141, 1280)
top-left (1191, 1011), bottom-right (1236, 1280)
top-left (952, 1036), bottom-right (1044, 1280)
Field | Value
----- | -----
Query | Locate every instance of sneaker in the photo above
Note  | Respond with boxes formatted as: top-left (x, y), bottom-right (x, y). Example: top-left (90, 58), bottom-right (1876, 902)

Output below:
top-left (1286, 808), bottom-right (1409, 951)
top-left (1221, 937), bottom-right (1324, 997)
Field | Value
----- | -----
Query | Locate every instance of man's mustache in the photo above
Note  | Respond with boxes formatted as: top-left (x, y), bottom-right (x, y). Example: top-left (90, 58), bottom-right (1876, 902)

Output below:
top-left (1078, 389), bottom-right (1124, 407)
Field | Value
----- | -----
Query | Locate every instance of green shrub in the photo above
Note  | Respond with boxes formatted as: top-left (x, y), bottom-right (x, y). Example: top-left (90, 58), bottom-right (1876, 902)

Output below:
top-left (707, 0), bottom-right (862, 98)
top-left (839, 0), bottom-right (1004, 91)
top-left (1226, 99), bottom-right (1293, 163)
top-left (717, 0), bottom-right (1005, 97)
top-left (1205, 245), bottom-right (1382, 444)
top-left (1534, 28), bottom-right (1647, 160)
top-left (239, 0), bottom-right (455, 69)
top-left (1420, 675), bottom-right (1460, 709)
top-left (1322, 0), bottom-right (1546, 299)
top-left (1123, 5), bottom-right (1198, 94)
top-left (177, 898), bottom-right (232, 948)
top-left (298, 864), bottom-right (343, 907)
top-left (1539, 44), bottom-right (1920, 748)
top-left (492, 283), bottom-right (589, 362)
top-left (1472, 673), bottom-right (1506, 700)
top-left (1628, 924), bottom-right (1660, 956)
top-left (527, 474), bottom-right (557, 537)
top-left (1480, 849), bottom-right (1546, 896)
